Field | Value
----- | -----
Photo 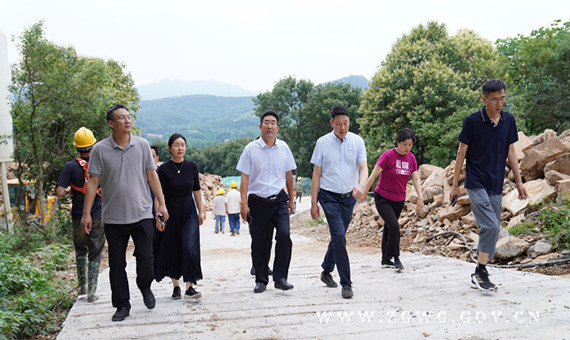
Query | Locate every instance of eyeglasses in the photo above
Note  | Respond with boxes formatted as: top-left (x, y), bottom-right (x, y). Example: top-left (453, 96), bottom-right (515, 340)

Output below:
top-left (486, 97), bottom-right (507, 104)
top-left (115, 115), bottom-right (132, 121)
top-left (262, 121), bottom-right (278, 127)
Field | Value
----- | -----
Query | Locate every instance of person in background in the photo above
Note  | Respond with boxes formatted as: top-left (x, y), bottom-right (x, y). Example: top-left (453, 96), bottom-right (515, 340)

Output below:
top-left (363, 128), bottom-right (425, 272)
top-left (213, 189), bottom-right (228, 234)
top-left (226, 181), bottom-right (242, 236)
top-left (57, 127), bottom-right (105, 303)
top-left (294, 176), bottom-right (303, 203)
top-left (81, 104), bottom-right (169, 322)
top-left (154, 133), bottom-right (205, 300)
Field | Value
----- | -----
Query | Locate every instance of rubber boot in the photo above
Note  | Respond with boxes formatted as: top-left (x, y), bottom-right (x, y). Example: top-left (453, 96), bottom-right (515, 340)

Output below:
top-left (87, 261), bottom-right (100, 302)
top-left (76, 255), bottom-right (87, 295)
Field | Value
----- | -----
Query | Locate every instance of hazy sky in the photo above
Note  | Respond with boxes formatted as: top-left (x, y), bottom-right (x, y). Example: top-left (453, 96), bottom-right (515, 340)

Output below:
top-left (1, 0), bottom-right (568, 93)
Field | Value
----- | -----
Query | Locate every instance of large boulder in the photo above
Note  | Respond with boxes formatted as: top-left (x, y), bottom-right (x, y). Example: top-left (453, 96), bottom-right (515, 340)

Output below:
top-left (513, 131), bottom-right (533, 161)
top-left (544, 152), bottom-right (570, 176)
top-left (437, 204), bottom-right (471, 222)
top-left (502, 179), bottom-right (556, 214)
top-left (494, 236), bottom-right (530, 259)
top-left (520, 137), bottom-right (568, 180)
top-left (531, 129), bottom-right (557, 145)
top-left (422, 168), bottom-right (445, 188)
top-left (558, 179), bottom-right (570, 204)
top-left (419, 164), bottom-right (444, 181)
top-left (527, 240), bottom-right (553, 258)
top-left (544, 170), bottom-right (570, 186)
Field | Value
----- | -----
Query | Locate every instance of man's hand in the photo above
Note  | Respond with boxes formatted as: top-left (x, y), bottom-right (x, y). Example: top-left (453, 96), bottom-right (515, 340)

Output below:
top-left (240, 202), bottom-right (250, 222)
top-left (310, 202), bottom-right (320, 220)
top-left (516, 182), bottom-right (528, 200)
top-left (449, 185), bottom-right (459, 205)
top-left (352, 184), bottom-right (366, 202)
top-left (157, 205), bottom-right (169, 222)
top-left (288, 199), bottom-right (295, 215)
top-left (81, 214), bottom-right (92, 235)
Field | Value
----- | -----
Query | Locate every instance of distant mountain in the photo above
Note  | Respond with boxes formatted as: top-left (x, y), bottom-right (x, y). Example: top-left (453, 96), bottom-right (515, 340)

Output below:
top-left (137, 79), bottom-right (257, 100)
top-left (324, 75), bottom-right (369, 90)
top-left (136, 95), bottom-right (258, 147)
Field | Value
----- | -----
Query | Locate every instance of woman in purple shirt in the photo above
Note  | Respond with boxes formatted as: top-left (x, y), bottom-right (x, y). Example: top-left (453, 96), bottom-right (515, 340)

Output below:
top-left (364, 128), bottom-right (425, 271)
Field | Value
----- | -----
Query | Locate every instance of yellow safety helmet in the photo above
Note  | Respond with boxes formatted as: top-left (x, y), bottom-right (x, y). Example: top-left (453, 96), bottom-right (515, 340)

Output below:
top-left (73, 127), bottom-right (97, 148)
top-left (230, 181), bottom-right (238, 188)
top-left (217, 188), bottom-right (225, 195)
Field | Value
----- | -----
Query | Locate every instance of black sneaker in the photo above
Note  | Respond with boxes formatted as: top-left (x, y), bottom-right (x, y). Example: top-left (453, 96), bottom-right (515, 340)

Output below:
top-left (381, 259), bottom-right (395, 268)
top-left (341, 285), bottom-right (353, 299)
top-left (172, 286), bottom-right (181, 300)
top-left (470, 267), bottom-right (497, 291)
top-left (394, 257), bottom-right (404, 272)
top-left (184, 286), bottom-right (202, 299)
top-left (320, 271), bottom-right (338, 288)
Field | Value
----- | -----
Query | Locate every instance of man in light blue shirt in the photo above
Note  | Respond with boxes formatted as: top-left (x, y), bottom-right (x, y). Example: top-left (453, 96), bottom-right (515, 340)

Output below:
top-left (237, 110), bottom-right (296, 294)
top-left (310, 105), bottom-right (368, 299)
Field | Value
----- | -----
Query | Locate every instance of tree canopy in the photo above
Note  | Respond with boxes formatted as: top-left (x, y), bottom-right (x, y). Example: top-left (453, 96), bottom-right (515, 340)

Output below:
top-left (10, 21), bottom-right (139, 223)
top-left (359, 22), bottom-right (507, 167)
top-left (496, 20), bottom-right (570, 134)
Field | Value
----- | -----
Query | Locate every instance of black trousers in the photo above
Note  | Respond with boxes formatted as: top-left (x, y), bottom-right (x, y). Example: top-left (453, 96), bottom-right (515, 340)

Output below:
top-left (104, 219), bottom-right (154, 309)
top-left (373, 192), bottom-right (404, 260)
top-left (248, 190), bottom-right (292, 284)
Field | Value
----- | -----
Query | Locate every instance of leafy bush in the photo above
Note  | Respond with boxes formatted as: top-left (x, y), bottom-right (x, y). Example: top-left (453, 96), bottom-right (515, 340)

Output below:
top-left (0, 237), bottom-right (74, 339)
top-left (508, 222), bottom-right (536, 236)
top-left (539, 200), bottom-right (570, 250)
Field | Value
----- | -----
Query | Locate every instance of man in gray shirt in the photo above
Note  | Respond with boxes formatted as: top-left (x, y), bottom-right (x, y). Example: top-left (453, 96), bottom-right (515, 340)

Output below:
top-left (81, 104), bottom-right (169, 322)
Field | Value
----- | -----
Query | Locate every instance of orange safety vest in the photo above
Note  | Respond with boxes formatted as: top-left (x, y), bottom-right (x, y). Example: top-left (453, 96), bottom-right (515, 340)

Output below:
top-left (69, 158), bottom-right (101, 197)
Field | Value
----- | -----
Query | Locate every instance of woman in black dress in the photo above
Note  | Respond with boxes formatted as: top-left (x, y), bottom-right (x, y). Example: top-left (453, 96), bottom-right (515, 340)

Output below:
top-left (154, 133), bottom-right (205, 299)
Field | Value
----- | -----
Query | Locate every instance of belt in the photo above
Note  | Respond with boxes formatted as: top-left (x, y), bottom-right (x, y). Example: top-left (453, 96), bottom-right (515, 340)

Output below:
top-left (321, 189), bottom-right (352, 198)
top-left (250, 191), bottom-right (283, 202)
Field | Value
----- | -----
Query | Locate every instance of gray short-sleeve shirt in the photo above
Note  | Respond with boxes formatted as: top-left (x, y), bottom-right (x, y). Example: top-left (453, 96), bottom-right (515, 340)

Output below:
top-left (88, 133), bottom-right (155, 224)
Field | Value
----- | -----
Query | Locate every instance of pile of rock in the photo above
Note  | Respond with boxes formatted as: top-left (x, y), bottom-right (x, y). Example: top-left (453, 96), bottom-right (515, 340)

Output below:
top-left (346, 129), bottom-right (570, 265)
top-left (198, 173), bottom-right (225, 210)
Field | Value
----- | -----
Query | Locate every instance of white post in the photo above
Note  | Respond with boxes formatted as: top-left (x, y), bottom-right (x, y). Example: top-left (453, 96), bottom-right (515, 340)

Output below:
top-left (0, 28), bottom-right (14, 232)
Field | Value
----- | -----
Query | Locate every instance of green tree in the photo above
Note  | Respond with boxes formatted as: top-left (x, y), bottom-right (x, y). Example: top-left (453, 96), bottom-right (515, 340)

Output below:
top-left (496, 20), bottom-right (570, 134)
top-left (359, 22), bottom-right (507, 167)
top-left (187, 137), bottom-right (253, 177)
top-left (253, 76), bottom-right (314, 175)
top-left (299, 83), bottom-right (363, 176)
top-left (10, 21), bottom-right (139, 225)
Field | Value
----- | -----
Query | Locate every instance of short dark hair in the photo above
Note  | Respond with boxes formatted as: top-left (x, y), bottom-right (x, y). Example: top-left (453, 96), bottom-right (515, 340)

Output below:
top-left (482, 79), bottom-right (506, 97)
top-left (394, 128), bottom-right (416, 146)
top-left (330, 105), bottom-right (349, 120)
top-left (168, 133), bottom-right (187, 150)
top-left (260, 110), bottom-right (279, 124)
top-left (106, 104), bottom-right (128, 121)
top-left (150, 145), bottom-right (159, 154)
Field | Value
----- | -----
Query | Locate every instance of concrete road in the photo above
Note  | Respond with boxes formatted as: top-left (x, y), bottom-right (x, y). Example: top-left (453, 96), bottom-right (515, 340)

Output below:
top-left (58, 202), bottom-right (570, 339)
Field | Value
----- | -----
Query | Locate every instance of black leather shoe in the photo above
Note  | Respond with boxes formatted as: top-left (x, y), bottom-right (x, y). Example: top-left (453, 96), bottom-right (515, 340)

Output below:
top-left (342, 285), bottom-right (353, 299)
top-left (142, 289), bottom-right (156, 309)
top-left (320, 271), bottom-right (338, 288)
top-left (253, 282), bottom-right (266, 293)
top-left (112, 306), bottom-right (130, 322)
top-left (274, 278), bottom-right (294, 290)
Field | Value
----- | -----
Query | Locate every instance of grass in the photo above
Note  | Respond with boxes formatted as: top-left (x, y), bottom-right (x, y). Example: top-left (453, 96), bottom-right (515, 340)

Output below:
top-left (0, 208), bottom-right (75, 340)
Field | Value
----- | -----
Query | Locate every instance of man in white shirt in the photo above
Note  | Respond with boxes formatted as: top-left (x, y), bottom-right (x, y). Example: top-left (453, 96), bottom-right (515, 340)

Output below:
top-left (237, 110), bottom-right (296, 294)
top-left (226, 181), bottom-right (242, 236)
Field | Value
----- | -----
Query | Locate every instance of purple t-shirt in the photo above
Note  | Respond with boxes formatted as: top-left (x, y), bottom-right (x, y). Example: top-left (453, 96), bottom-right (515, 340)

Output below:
top-left (374, 148), bottom-right (418, 201)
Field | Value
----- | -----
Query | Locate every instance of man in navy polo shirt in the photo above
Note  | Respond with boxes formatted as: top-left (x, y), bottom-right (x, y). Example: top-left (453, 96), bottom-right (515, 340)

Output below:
top-left (450, 79), bottom-right (528, 291)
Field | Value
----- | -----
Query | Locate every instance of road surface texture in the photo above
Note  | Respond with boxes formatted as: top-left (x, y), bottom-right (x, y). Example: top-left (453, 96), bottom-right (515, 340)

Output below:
top-left (58, 200), bottom-right (570, 339)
